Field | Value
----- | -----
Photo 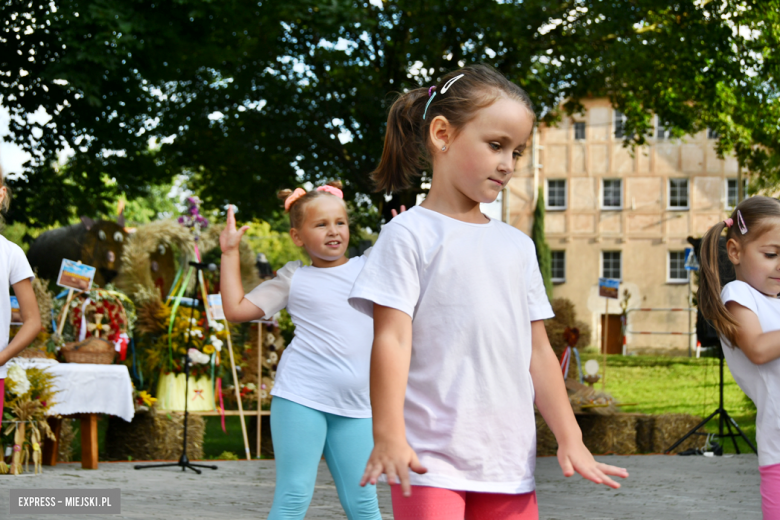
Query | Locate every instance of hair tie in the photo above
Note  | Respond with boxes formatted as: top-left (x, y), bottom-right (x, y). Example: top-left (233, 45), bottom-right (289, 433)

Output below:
top-left (316, 185), bottom-right (343, 199)
top-left (723, 218), bottom-right (733, 228)
top-left (284, 188), bottom-right (307, 212)
top-left (737, 210), bottom-right (748, 234)
top-left (428, 86), bottom-right (437, 98)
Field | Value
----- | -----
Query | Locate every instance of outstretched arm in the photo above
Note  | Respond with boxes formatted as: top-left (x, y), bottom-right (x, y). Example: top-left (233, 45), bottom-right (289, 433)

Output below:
top-left (726, 301), bottom-right (780, 364)
top-left (530, 320), bottom-right (628, 489)
top-left (0, 279), bottom-right (41, 366)
top-left (220, 206), bottom-right (266, 322)
top-left (360, 304), bottom-right (427, 496)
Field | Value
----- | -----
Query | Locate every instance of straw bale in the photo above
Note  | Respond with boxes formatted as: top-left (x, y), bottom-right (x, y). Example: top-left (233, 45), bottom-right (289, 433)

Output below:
top-left (577, 414), bottom-right (639, 454)
top-left (535, 413), bottom-right (558, 457)
top-left (105, 409), bottom-right (205, 461)
top-left (57, 419), bottom-right (76, 463)
top-left (650, 414), bottom-right (706, 454)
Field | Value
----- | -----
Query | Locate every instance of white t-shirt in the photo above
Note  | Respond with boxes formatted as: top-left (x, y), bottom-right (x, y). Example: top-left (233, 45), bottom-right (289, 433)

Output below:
top-left (349, 206), bottom-right (554, 493)
top-left (0, 236), bottom-right (35, 379)
top-left (245, 256), bottom-right (374, 418)
top-left (720, 280), bottom-right (780, 467)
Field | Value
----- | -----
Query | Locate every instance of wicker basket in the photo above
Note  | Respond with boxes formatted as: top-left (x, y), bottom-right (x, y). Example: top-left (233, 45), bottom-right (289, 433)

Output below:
top-left (18, 347), bottom-right (50, 359)
top-left (61, 337), bottom-right (116, 365)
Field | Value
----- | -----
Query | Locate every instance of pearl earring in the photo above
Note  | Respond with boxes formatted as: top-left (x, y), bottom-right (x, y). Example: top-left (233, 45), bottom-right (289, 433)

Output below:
top-left (441, 145), bottom-right (447, 151)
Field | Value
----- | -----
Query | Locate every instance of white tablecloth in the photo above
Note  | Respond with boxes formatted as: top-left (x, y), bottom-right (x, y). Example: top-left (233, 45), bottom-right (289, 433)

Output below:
top-left (11, 360), bottom-right (135, 422)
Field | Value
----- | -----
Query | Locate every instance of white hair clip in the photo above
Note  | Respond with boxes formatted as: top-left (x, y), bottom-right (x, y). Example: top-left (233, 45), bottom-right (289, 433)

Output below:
top-left (423, 74), bottom-right (466, 120)
top-left (737, 210), bottom-right (748, 234)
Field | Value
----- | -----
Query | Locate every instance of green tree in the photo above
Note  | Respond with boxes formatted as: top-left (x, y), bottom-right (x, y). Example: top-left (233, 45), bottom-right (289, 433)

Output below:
top-left (531, 187), bottom-right (553, 300)
top-left (4, 1), bottom-right (780, 229)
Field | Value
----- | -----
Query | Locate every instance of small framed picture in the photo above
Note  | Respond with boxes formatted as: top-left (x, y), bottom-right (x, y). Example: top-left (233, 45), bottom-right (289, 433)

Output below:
top-left (207, 294), bottom-right (225, 321)
top-left (10, 296), bottom-right (21, 325)
top-left (57, 259), bottom-right (96, 292)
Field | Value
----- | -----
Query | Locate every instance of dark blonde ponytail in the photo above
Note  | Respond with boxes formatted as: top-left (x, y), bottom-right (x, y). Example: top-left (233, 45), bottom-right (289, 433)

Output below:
top-left (698, 221), bottom-right (739, 346)
top-left (372, 64), bottom-right (535, 195)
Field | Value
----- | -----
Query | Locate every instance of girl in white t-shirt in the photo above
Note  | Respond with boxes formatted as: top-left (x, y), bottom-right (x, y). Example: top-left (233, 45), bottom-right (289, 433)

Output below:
top-left (348, 64), bottom-right (628, 520)
top-left (698, 195), bottom-right (780, 519)
top-left (0, 169), bottom-right (41, 425)
top-left (219, 181), bottom-right (381, 520)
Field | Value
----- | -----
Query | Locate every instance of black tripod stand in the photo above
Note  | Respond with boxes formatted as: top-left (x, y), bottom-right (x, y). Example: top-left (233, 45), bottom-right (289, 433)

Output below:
top-left (665, 344), bottom-right (757, 455)
top-left (135, 261), bottom-right (218, 474)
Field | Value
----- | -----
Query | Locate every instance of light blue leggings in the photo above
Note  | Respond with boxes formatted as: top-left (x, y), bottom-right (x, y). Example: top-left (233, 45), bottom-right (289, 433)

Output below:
top-left (268, 397), bottom-right (381, 520)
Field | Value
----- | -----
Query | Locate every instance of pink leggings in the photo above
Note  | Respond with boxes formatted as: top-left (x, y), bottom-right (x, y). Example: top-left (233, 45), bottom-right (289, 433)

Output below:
top-left (391, 485), bottom-right (538, 520)
top-left (761, 463), bottom-right (780, 520)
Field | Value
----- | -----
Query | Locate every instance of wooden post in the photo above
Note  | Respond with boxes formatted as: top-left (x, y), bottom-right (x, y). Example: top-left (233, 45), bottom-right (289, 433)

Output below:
top-left (79, 414), bottom-right (98, 470)
top-left (41, 417), bottom-right (62, 466)
top-left (602, 298), bottom-right (609, 391)
top-left (256, 323), bottom-right (264, 459)
top-left (224, 323), bottom-right (251, 461)
top-left (57, 289), bottom-right (75, 337)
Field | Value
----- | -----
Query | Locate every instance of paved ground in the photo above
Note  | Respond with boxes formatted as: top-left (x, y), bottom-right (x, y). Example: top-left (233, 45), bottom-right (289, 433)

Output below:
top-left (0, 454), bottom-right (762, 519)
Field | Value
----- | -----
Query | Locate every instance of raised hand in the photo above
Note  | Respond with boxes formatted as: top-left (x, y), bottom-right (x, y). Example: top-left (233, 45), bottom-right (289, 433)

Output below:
top-left (360, 437), bottom-right (427, 497)
top-left (557, 439), bottom-right (629, 489)
top-left (390, 205), bottom-right (407, 218)
top-left (219, 205), bottom-right (250, 255)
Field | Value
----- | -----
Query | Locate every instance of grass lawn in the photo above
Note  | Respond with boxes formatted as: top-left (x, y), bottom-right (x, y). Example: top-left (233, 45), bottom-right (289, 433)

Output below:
top-left (65, 355), bottom-right (758, 461)
top-left (581, 353), bottom-right (758, 454)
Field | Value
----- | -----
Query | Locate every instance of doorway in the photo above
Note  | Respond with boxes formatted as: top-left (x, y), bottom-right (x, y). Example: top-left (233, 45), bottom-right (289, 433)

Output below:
top-left (600, 314), bottom-right (623, 355)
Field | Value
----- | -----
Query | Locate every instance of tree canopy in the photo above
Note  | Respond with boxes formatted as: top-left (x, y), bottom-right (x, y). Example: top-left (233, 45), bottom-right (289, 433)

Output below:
top-left (2, 0), bottom-right (779, 229)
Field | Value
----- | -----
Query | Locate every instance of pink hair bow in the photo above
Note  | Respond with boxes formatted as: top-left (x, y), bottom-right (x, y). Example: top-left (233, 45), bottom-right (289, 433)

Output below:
top-left (723, 218), bottom-right (733, 228)
top-left (284, 188), bottom-right (307, 212)
top-left (316, 185), bottom-right (343, 199)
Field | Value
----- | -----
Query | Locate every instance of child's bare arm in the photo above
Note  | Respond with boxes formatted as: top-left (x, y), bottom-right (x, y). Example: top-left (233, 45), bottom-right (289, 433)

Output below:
top-left (529, 320), bottom-right (628, 489)
top-left (219, 206), bottom-right (266, 322)
top-left (360, 304), bottom-right (426, 496)
top-left (0, 279), bottom-right (41, 366)
top-left (726, 301), bottom-right (780, 364)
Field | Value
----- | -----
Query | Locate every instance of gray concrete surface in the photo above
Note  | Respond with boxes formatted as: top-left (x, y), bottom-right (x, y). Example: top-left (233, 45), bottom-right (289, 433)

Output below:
top-left (0, 454), bottom-right (761, 519)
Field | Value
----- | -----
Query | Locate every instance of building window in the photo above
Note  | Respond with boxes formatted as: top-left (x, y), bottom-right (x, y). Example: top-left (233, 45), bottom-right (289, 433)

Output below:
top-left (551, 251), bottom-right (565, 283)
top-left (657, 117), bottom-right (671, 139)
top-left (546, 179), bottom-right (567, 210)
top-left (668, 251), bottom-right (688, 282)
top-left (668, 179), bottom-right (689, 209)
top-left (614, 110), bottom-right (626, 138)
top-left (574, 122), bottom-right (586, 140)
top-left (602, 179), bottom-right (623, 209)
top-left (726, 178), bottom-right (749, 209)
top-left (602, 251), bottom-right (622, 280)
top-left (708, 128), bottom-right (719, 139)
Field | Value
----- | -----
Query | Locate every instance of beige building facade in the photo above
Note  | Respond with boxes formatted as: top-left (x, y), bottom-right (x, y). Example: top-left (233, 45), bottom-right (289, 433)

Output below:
top-left (506, 98), bottom-right (744, 355)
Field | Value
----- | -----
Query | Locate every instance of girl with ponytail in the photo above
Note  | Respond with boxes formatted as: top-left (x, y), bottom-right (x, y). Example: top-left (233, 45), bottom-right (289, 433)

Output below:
top-left (220, 180), bottom-right (382, 520)
top-left (698, 195), bottom-right (780, 518)
top-left (349, 64), bottom-right (627, 519)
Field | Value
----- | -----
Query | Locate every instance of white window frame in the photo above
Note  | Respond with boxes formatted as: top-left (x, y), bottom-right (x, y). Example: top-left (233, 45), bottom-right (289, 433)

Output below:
top-left (668, 178), bottom-right (689, 210)
top-left (601, 251), bottom-right (622, 281)
top-left (668, 250), bottom-right (688, 283)
top-left (614, 110), bottom-right (626, 138)
top-left (725, 178), bottom-right (749, 210)
top-left (656, 116), bottom-right (671, 139)
top-left (574, 121), bottom-right (586, 140)
top-left (551, 250), bottom-right (566, 283)
top-left (546, 179), bottom-right (567, 210)
top-left (601, 179), bottom-right (623, 210)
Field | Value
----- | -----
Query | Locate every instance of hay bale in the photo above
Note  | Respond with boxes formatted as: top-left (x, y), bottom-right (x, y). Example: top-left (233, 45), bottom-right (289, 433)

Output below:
top-left (58, 419), bottom-right (76, 463)
top-left (651, 414), bottom-right (706, 454)
top-left (535, 414), bottom-right (558, 457)
top-left (635, 415), bottom-right (655, 453)
top-left (577, 414), bottom-right (639, 455)
top-left (105, 409), bottom-right (205, 461)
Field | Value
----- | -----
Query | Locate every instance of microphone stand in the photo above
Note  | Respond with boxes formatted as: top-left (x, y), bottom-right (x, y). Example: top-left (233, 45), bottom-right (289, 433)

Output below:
top-left (135, 261), bottom-right (218, 474)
